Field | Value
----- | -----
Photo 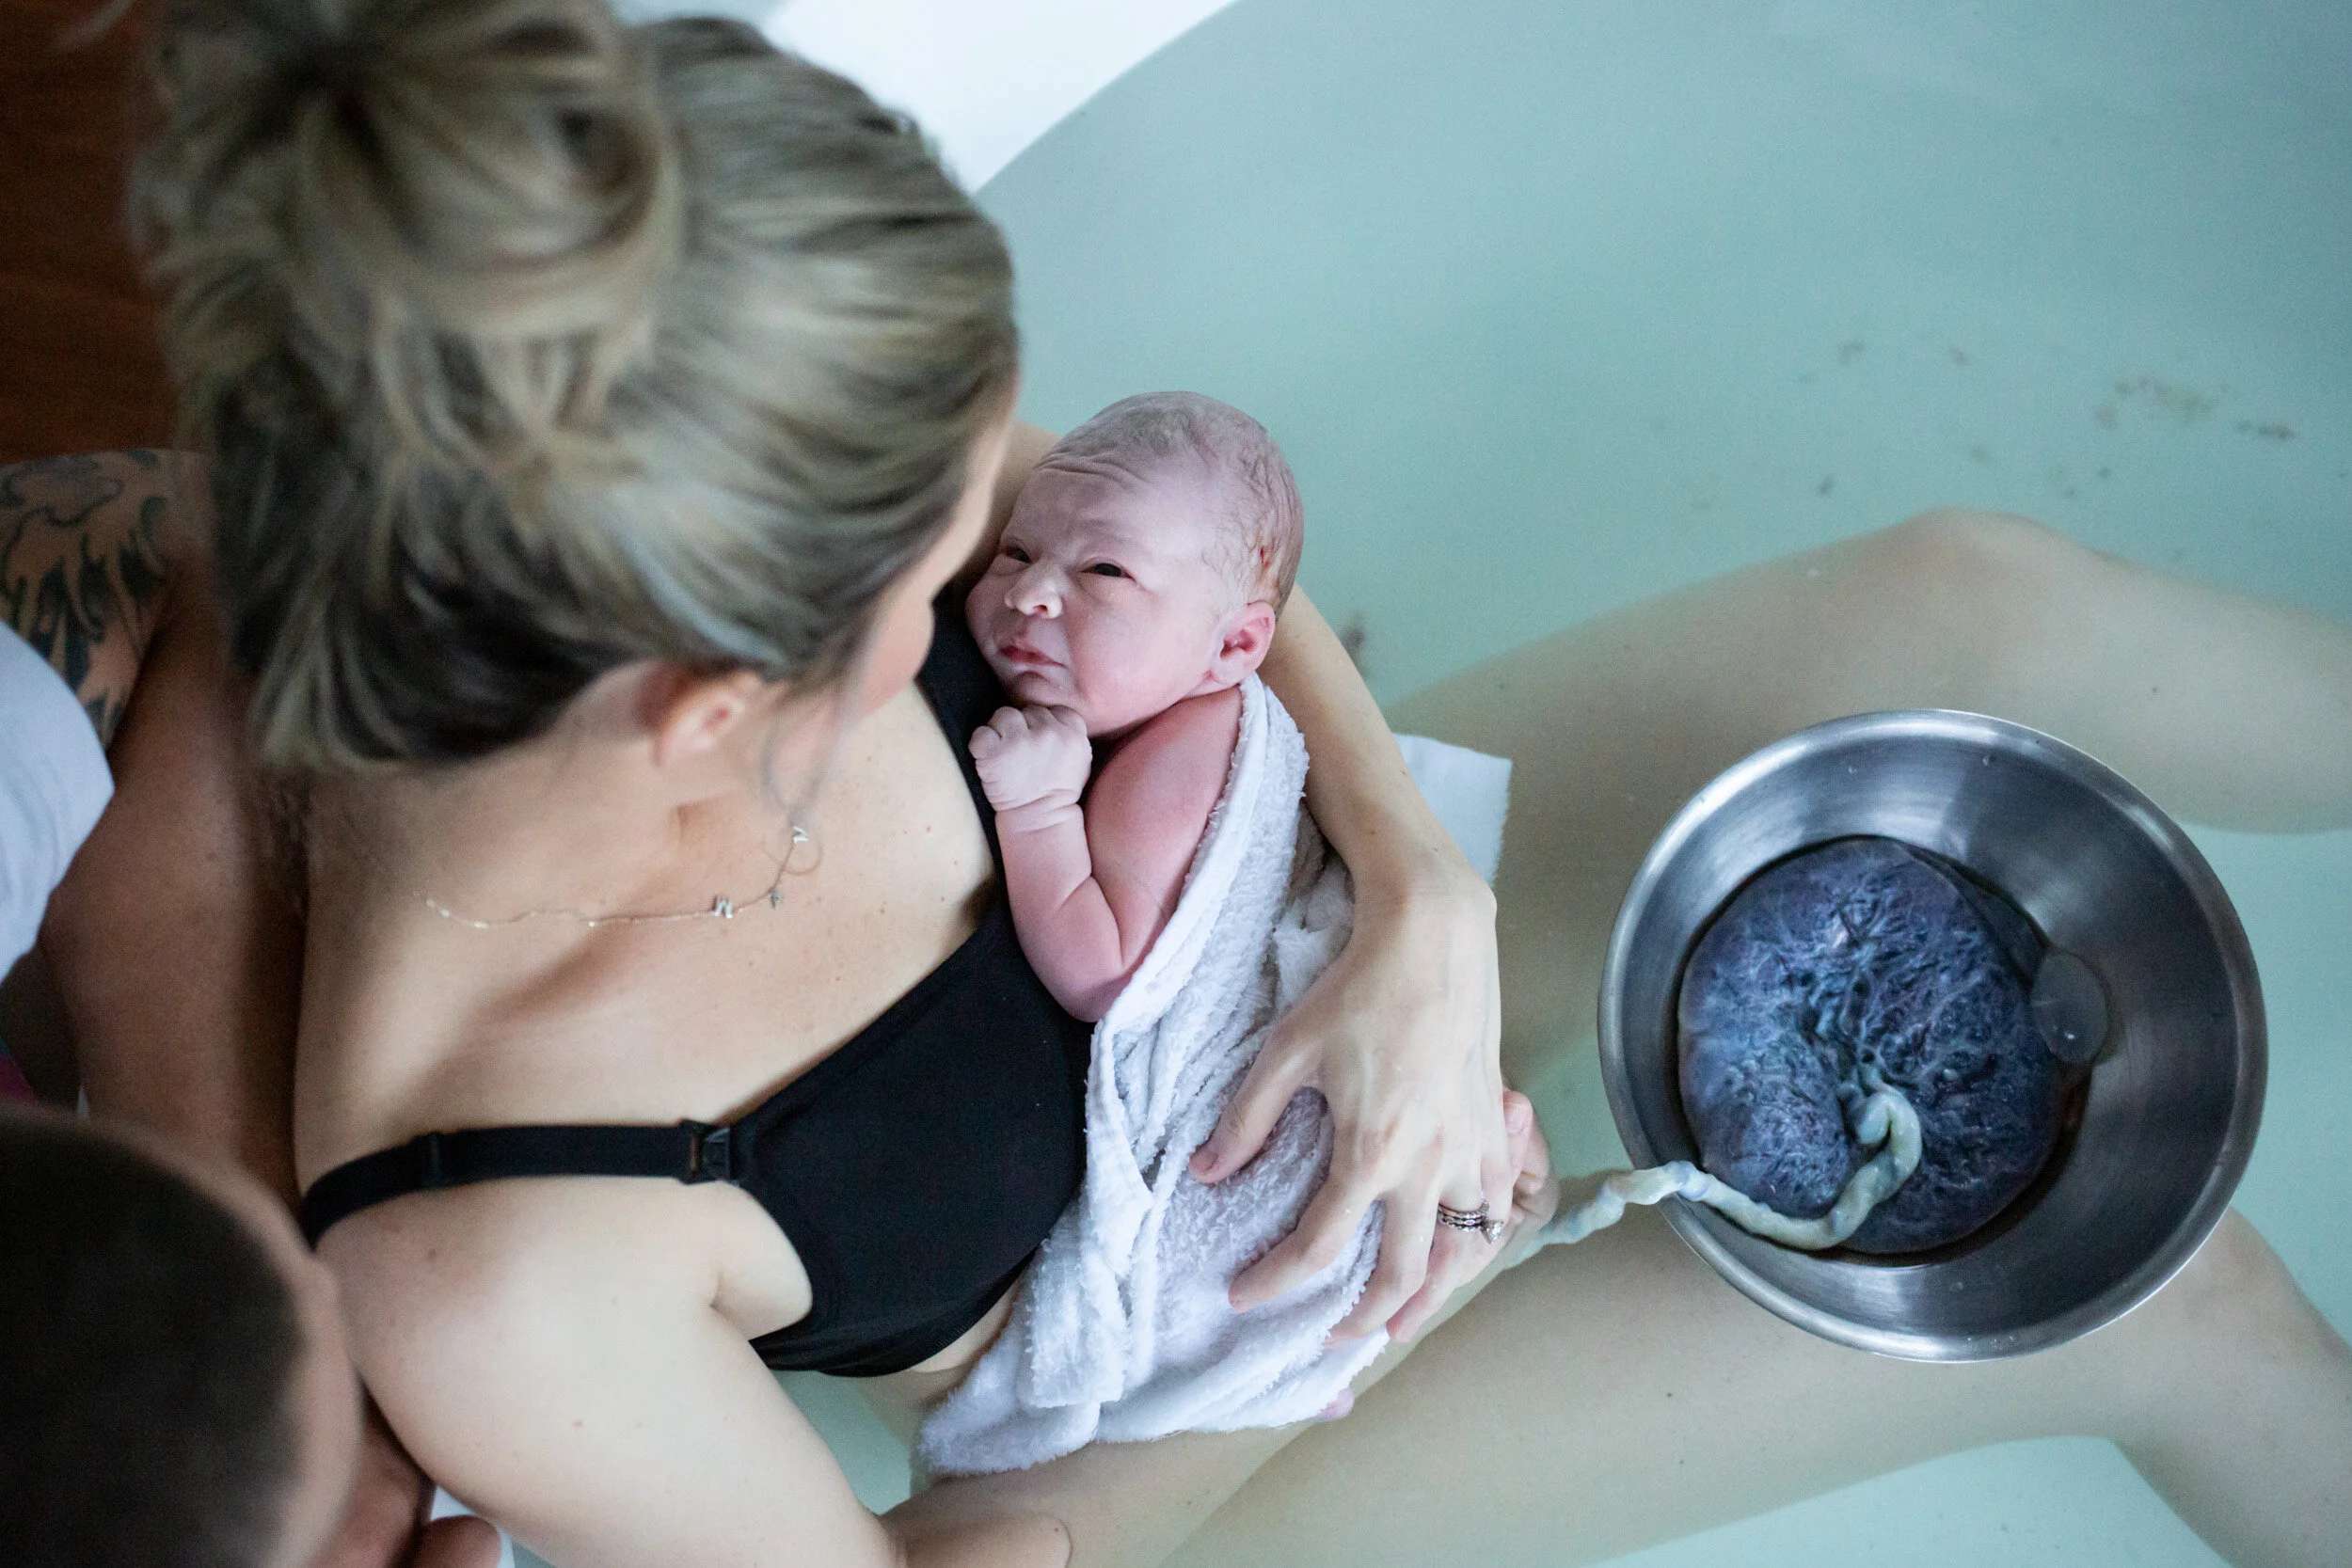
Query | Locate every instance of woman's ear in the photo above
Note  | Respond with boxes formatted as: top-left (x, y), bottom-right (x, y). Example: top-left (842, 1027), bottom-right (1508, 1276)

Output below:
top-left (1208, 600), bottom-right (1279, 687)
top-left (642, 666), bottom-right (772, 771)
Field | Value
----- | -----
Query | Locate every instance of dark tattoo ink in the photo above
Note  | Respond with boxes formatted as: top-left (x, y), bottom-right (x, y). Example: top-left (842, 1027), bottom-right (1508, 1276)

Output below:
top-left (0, 451), bottom-right (177, 746)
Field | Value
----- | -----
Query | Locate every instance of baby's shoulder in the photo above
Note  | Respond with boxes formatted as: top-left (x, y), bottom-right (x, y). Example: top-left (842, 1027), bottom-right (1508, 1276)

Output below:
top-left (1090, 688), bottom-right (1243, 832)
top-left (1104, 686), bottom-right (1242, 778)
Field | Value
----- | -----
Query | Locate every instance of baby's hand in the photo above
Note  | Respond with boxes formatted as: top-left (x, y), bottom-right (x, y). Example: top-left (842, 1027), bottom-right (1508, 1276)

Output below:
top-left (970, 705), bottom-right (1092, 815)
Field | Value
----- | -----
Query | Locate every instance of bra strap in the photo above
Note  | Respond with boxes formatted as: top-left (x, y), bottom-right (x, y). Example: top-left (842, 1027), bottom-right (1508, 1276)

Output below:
top-left (298, 1120), bottom-right (738, 1247)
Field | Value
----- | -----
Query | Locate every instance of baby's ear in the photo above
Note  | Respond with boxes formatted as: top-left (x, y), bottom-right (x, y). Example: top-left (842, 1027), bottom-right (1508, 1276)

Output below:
top-left (1212, 600), bottom-right (1279, 684)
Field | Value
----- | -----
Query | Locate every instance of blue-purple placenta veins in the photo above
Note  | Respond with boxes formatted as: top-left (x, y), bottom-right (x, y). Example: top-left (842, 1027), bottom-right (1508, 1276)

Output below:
top-left (1677, 838), bottom-right (2064, 1253)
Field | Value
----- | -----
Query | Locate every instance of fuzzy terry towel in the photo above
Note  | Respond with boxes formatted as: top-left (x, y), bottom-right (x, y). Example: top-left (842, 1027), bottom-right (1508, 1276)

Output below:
top-left (917, 676), bottom-right (1510, 1477)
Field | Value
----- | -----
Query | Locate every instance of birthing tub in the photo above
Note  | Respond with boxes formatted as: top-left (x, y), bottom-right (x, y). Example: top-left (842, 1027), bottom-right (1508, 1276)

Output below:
top-left (971, 7), bottom-right (2349, 1563)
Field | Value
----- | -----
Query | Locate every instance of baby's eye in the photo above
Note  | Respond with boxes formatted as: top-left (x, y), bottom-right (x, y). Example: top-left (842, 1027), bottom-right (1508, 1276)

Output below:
top-left (1001, 544), bottom-right (1033, 565)
top-left (1085, 562), bottom-right (1129, 578)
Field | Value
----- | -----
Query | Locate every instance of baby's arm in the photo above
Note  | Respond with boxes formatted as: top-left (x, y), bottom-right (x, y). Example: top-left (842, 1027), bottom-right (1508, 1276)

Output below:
top-left (971, 690), bottom-right (1241, 1022)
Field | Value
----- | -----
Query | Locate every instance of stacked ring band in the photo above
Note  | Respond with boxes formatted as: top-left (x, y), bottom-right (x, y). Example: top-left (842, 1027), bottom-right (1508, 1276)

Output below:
top-left (1437, 1202), bottom-right (1504, 1243)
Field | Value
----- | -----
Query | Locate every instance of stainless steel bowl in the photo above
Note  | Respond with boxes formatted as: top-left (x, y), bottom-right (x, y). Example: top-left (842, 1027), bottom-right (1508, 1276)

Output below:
top-left (1598, 710), bottom-right (2265, 1361)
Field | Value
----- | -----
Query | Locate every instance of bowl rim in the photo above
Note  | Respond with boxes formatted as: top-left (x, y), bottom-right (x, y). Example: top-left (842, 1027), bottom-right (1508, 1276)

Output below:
top-left (1597, 708), bottom-right (2267, 1361)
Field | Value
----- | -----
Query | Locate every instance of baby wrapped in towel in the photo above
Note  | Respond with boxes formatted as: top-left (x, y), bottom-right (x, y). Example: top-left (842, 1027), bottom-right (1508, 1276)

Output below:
top-left (918, 393), bottom-right (1512, 1476)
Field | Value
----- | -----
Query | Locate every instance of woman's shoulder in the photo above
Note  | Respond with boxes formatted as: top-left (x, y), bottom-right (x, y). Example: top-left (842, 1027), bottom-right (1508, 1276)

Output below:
top-left (317, 1176), bottom-right (895, 1565)
top-left (320, 1173), bottom-right (812, 1375)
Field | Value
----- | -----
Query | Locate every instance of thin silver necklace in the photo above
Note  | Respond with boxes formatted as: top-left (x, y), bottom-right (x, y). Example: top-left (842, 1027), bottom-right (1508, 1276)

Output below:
top-left (421, 823), bottom-right (817, 930)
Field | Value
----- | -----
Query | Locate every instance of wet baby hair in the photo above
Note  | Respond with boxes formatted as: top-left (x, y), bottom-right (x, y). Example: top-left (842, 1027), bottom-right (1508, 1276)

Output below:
top-left (1050, 391), bottom-right (1304, 611)
top-left (134, 0), bottom-right (1018, 770)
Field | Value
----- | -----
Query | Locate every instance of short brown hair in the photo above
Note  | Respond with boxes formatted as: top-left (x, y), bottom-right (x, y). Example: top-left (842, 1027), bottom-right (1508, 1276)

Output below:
top-left (0, 1112), bottom-right (304, 1568)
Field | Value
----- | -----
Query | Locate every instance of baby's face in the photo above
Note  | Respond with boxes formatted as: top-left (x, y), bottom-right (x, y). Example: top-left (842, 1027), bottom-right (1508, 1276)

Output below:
top-left (969, 452), bottom-right (1262, 736)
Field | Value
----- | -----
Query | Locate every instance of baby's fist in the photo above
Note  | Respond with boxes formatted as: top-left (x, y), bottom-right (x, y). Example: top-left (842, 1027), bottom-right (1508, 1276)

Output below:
top-left (970, 705), bottom-right (1091, 814)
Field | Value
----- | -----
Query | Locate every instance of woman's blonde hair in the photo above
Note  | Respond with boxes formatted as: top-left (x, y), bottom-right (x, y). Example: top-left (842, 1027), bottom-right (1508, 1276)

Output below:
top-left (135, 0), bottom-right (1017, 769)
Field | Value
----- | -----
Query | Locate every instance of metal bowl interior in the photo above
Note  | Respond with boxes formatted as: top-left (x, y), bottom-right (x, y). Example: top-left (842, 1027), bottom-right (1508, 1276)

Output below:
top-left (1598, 710), bottom-right (2265, 1361)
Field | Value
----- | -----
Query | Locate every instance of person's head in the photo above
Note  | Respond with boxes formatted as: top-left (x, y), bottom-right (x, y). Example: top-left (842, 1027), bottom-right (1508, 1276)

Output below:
top-left (967, 391), bottom-right (1302, 736)
top-left (0, 1108), bottom-right (361, 1568)
top-left (134, 0), bottom-right (1018, 799)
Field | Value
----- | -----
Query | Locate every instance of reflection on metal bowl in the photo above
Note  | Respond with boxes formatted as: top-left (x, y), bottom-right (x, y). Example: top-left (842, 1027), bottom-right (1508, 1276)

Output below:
top-left (1598, 710), bottom-right (2265, 1361)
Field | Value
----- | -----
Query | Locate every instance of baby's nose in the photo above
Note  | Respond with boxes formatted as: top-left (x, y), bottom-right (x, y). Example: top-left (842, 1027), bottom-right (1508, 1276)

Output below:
top-left (1009, 565), bottom-right (1062, 618)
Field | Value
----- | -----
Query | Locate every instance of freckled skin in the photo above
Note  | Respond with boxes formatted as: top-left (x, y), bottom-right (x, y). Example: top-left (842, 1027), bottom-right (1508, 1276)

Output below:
top-left (1677, 837), bottom-right (2066, 1254)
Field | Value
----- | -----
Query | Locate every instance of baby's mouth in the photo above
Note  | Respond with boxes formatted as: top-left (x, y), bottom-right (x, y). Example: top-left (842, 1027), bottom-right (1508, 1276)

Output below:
top-left (996, 638), bottom-right (1057, 670)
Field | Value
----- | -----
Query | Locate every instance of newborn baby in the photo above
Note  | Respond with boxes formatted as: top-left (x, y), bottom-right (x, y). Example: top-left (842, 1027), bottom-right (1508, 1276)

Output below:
top-left (962, 391), bottom-right (1295, 1022)
top-left (920, 392), bottom-right (1402, 1475)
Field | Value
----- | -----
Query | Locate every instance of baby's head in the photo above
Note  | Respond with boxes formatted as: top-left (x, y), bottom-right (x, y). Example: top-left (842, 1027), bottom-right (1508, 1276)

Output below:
top-left (969, 392), bottom-right (1303, 736)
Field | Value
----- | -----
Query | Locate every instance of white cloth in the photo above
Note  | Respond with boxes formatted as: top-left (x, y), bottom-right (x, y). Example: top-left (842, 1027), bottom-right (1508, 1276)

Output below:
top-left (918, 679), bottom-right (1512, 1476)
top-left (1394, 733), bottom-right (1511, 885)
top-left (0, 626), bottom-right (111, 971)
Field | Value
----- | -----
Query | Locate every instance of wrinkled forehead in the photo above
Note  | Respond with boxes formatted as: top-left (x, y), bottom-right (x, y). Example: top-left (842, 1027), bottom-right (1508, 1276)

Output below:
top-left (1016, 448), bottom-right (1233, 558)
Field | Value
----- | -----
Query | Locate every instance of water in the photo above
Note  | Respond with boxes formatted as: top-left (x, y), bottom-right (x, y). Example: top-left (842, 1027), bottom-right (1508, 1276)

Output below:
top-left (2031, 950), bottom-right (2110, 1067)
top-left (982, 0), bottom-right (2351, 706)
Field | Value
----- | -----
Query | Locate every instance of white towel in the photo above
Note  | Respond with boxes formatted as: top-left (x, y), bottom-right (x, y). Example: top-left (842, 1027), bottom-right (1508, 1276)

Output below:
top-left (917, 678), bottom-right (1512, 1476)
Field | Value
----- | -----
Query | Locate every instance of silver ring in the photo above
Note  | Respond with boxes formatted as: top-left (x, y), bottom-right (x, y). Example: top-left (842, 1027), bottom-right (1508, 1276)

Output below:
top-left (1437, 1202), bottom-right (1502, 1243)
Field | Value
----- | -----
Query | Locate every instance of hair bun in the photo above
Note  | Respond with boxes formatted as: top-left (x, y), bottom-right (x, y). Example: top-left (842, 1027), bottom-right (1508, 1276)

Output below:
top-left (139, 2), bottom-right (1017, 772)
top-left (142, 0), bottom-right (684, 469)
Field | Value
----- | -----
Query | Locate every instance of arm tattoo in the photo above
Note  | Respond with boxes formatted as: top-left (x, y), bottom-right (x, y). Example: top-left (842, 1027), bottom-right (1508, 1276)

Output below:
top-left (0, 451), bottom-right (179, 747)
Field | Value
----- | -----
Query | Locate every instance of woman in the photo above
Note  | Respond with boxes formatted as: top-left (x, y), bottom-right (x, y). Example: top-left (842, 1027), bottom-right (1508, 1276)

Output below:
top-left (112, 0), bottom-right (2352, 1564)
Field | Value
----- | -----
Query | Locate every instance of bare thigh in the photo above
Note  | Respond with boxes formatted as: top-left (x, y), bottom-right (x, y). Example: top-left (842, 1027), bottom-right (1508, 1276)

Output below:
top-left (1401, 509), bottom-right (2352, 1167)
top-left (1172, 1206), bottom-right (2346, 1568)
top-left (1172, 512), bottom-right (2352, 1566)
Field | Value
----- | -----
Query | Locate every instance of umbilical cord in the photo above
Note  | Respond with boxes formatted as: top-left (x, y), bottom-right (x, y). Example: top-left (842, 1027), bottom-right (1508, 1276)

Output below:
top-left (1536, 1066), bottom-right (1921, 1251)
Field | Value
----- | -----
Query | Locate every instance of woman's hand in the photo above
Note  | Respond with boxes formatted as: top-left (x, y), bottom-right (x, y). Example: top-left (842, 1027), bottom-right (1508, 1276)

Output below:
top-left (1190, 853), bottom-right (1513, 1340)
top-left (1488, 1090), bottom-right (1561, 1277)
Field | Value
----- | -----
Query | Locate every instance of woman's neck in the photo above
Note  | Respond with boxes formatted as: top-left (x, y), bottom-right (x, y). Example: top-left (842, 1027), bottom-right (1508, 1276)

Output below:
top-left (318, 696), bottom-right (795, 937)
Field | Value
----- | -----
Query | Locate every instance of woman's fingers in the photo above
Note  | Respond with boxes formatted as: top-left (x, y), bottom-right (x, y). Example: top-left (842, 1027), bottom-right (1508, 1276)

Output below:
top-left (1386, 1094), bottom-right (1549, 1338)
top-left (1380, 1144), bottom-right (1514, 1341)
top-left (1330, 1169), bottom-right (1443, 1338)
top-left (1495, 1092), bottom-right (1564, 1269)
top-left (1503, 1090), bottom-right (1538, 1156)
top-left (1229, 1156), bottom-right (1379, 1310)
top-left (1190, 1030), bottom-right (1308, 1182)
top-left (1383, 1225), bottom-right (1475, 1343)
